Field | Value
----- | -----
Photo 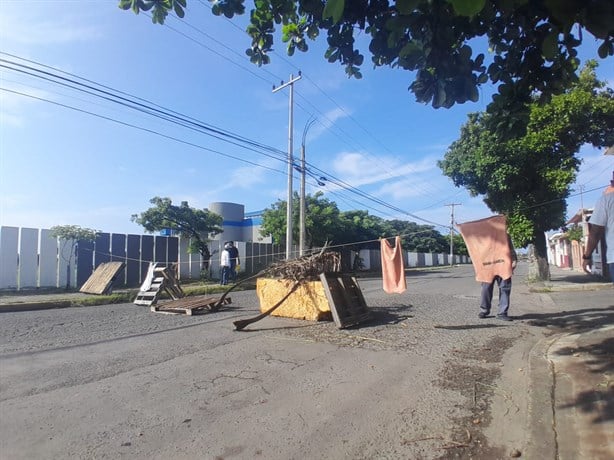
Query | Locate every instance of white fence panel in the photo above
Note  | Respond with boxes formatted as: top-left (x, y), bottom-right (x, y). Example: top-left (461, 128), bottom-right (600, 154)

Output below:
top-left (359, 249), bottom-right (372, 270)
top-left (178, 237), bottom-right (190, 280)
top-left (39, 229), bottom-right (58, 287)
top-left (0, 226), bottom-right (19, 289)
top-left (19, 227), bottom-right (39, 288)
top-left (407, 252), bottom-right (419, 267)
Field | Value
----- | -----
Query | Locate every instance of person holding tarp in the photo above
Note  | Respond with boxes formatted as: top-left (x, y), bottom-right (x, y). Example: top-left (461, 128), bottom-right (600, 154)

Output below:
top-left (457, 215), bottom-right (518, 321)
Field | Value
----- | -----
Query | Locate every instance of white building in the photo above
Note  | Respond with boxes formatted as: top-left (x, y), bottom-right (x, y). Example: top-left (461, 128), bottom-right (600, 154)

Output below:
top-left (208, 202), bottom-right (271, 244)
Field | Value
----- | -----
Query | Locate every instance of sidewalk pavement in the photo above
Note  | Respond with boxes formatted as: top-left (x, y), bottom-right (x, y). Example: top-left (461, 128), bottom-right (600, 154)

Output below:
top-left (1, 266), bottom-right (612, 458)
top-left (521, 265), bottom-right (613, 459)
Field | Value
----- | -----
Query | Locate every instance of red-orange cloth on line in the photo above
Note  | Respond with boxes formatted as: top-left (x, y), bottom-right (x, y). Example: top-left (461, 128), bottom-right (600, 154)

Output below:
top-left (457, 215), bottom-right (513, 283)
top-left (380, 236), bottom-right (407, 293)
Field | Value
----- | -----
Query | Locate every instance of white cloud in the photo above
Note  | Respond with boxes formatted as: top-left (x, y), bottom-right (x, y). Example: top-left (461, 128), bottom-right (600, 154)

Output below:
top-left (331, 151), bottom-right (438, 188)
top-left (0, 111), bottom-right (23, 127)
top-left (0, 6), bottom-right (103, 46)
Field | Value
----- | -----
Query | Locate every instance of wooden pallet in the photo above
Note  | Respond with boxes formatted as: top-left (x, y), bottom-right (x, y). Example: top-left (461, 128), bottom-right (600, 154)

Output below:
top-left (134, 263), bottom-right (184, 307)
top-left (319, 273), bottom-right (370, 328)
top-left (151, 295), bottom-right (232, 315)
top-left (79, 262), bottom-right (126, 295)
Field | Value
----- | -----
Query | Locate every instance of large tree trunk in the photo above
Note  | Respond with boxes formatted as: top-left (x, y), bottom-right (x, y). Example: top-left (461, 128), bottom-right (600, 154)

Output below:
top-left (527, 231), bottom-right (551, 281)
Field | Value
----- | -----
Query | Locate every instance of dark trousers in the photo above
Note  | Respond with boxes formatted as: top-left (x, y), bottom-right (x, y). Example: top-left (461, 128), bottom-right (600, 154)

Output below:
top-left (221, 266), bottom-right (231, 285)
top-left (480, 276), bottom-right (512, 316)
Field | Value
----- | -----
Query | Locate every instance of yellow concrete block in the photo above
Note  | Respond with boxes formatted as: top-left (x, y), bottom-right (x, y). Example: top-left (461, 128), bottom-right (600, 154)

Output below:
top-left (256, 278), bottom-right (331, 321)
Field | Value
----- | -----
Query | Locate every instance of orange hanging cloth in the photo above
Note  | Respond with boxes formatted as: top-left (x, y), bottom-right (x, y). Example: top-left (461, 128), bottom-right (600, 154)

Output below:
top-left (380, 236), bottom-right (407, 293)
top-left (457, 215), bottom-right (513, 283)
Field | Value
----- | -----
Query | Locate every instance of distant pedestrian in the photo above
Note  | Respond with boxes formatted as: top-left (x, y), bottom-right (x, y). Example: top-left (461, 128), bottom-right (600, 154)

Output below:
top-left (220, 243), bottom-right (231, 285)
top-left (226, 241), bottom-right (240, 281)
top-left (583, 181), bottom-right (614, 283)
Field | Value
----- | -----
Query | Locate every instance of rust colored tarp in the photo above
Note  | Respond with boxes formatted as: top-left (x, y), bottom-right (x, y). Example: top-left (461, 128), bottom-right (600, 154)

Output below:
top-left (457, 215), bottom-right (513, 283)
top-left (380, 236), bottom-right (407, 294)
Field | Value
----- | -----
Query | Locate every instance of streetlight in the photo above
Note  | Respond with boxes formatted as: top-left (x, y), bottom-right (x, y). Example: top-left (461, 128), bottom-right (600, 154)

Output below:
top-left (299, 117), bottom-right (316, 257)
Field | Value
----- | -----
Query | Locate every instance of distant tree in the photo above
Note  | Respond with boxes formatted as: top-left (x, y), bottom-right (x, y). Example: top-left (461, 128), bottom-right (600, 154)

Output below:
top-left (438, 62), bottom-right (613, 280)
top-left (452, 233), bottom-right (468, 257)
top-left (120, 0), bottom-right (613, 134)
top-left (50, 225), bottom-right (98, 289)
top-left (382, 219), bottom-right (448, 253)
top-left (261, 193), bottom-right (460, 260)
top-left (566, 225), bottom-right (583, 242)
top-left (261, 191), bottom-right (346, 248)
top-left (337, 210), bottom-right (385, 249)
top-left (131, 197), bottom-right (223, 270)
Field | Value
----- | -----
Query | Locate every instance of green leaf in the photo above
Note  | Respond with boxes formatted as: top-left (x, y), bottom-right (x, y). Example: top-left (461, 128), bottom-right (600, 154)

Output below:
top-left (118, 0), bottom-right (133, 11)
top-left (448, 0), bottom-right (486, 17)
top-left (541, 30), bottom-right (558, 60)
top-left (469, 85), bottom-right (479, 102)
top-left (434, 85), bottom-right (446, 108)
top-left (399, 41), bottom-right (421, 58)
top-left (597, 40), bottom-right (613, 59)
top-left (173, 1), bottom-right (185, 18)
top-left (396, 0), bottom-right (421, 15)
top-left (323, 0), bottom-right (345, 25)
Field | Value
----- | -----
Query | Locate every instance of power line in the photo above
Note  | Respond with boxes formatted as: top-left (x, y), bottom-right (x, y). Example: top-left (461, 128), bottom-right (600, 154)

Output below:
top-left (173, 2), bottom-right (452, 201)
top-left (0, 53), bottom-right (452, 227)
top-left (0, 87), bottom-right (288, 174)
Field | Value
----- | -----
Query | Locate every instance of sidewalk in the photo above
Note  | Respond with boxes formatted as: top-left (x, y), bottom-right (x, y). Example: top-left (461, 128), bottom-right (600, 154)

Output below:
top-left (522, 265), bottom-right (613, 459)
top-left (534, 264), bottom-right (613, 291)
top-left (0, 290), bottom-right (133, 312)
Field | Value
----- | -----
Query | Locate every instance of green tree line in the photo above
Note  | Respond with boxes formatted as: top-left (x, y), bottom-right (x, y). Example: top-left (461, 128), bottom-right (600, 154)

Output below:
top-left (260, 191), bottom-right (467, 255)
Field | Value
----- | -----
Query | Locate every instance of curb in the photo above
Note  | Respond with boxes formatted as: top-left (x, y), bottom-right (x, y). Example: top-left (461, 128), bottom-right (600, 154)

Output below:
top-left (528, 283), bottom-right (612, 293)
top-left (524, 335), bottom-right (559, 459)
top-left (0, 300), bottom-right (88, 313)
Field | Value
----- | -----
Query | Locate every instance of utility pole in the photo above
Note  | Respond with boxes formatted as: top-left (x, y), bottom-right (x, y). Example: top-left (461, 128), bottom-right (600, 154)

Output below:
top-left (273, 72), bottom-right (302, 260)
top-left (445, 203), bottom-right (461, 266)
top-left (299, 117), bottom-right (316, 257)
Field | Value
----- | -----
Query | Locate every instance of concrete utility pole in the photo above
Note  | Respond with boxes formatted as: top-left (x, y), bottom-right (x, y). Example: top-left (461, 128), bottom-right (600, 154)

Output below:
top-left (273, 72), bottom-right (302, 260)
top-left (299, 117), bottom-right (316, 257)
top-left (445, 203), bottom-right (461, 265)
top-left (579, 184), bottom-right (586, 222)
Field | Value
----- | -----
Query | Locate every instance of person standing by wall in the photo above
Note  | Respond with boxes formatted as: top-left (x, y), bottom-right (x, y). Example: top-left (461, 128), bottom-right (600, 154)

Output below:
top-left (226, 241), bottom-right (240, 282)
top-left (220, 243), bottom-right (231, 285)
top-left (583, 182), bottom-right (614, 283)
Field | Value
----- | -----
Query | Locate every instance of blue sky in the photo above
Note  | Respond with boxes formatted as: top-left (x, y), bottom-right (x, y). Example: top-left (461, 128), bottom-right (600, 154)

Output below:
top-left (1, 1), bottom-right (612, 239)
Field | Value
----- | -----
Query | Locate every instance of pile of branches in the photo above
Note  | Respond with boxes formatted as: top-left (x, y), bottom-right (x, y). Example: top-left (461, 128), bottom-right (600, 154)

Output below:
top-left (264, 249), bottom-right (341, 282)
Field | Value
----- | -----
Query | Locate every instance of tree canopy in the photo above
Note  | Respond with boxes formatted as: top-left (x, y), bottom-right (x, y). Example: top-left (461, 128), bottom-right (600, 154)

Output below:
top-left (261, 191), bottom-right (346, 248)
top-left (120, 0), bottom-right (613, 131)
top-left (438, 62), bottom-right (613, 278)
top-left (131, 197), bottom-right (223, 268)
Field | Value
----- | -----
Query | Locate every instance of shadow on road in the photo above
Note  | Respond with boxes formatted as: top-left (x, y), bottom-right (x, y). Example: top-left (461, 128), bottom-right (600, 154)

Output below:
top-left (516, 306), bottom-right (614, 332)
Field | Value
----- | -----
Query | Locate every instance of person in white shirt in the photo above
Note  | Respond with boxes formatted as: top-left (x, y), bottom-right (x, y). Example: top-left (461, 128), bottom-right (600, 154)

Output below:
top-left (583, 180), bottom-right (614, 283)
top-left (220, 243), bottom-right (231, 285)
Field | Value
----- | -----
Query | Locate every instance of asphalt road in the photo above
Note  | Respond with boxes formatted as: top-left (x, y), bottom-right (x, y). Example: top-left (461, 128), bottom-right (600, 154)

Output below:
top-left (0, 264), bottom-right (539, 459)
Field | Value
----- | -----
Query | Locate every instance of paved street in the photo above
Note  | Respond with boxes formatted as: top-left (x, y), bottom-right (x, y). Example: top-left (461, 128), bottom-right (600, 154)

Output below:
top-left (0, 263), bottom-right (611, 459)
